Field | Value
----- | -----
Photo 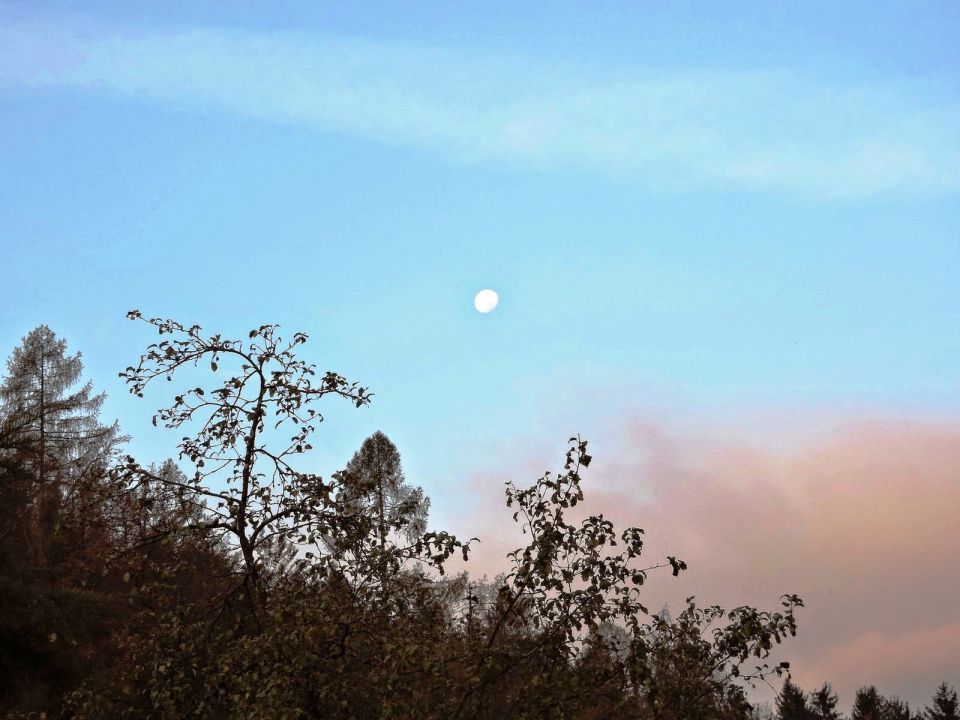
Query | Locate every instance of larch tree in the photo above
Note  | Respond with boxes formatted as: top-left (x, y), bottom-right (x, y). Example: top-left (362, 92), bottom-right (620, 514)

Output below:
top-left (0, 325), bottom-right (122, 562)
top-left (0, 325), bottom-right (121, 483)
top-left (0, 327), bottom-right (125, 716)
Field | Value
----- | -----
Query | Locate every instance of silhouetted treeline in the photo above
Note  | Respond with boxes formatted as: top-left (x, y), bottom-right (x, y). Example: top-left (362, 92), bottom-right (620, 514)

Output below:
top-left (0, 317), bottom-right (952, 719)
top-left (766, 679), bottom-right (958, 720)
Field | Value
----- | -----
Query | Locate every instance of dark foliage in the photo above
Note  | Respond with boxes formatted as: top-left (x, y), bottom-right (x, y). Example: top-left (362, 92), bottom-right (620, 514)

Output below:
top-left (0, 317), bottom-right (950, 719)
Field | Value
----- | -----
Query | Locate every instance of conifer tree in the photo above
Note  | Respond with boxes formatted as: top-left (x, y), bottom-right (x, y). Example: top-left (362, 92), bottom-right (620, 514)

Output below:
top-left (886, 696), bottom-right (914, 720)
top-left (852, 686), bottom-right (885, 720)
top-left (778, 678), bottom-right (811, 720)
top-left (335, 431), bottom-right (430, 594)
top-left (0, 326), bottom-right (122, 563)
top-left (342, 430), bottom-right (430, 548)
top-left (0, 325), bottom-right (121, 484)
top-left (926, 683), bottom-right (960, 720)
top-left (810, 683), bottom-right (841, 720)
top-left (0, 327), bottom-right (125, 716)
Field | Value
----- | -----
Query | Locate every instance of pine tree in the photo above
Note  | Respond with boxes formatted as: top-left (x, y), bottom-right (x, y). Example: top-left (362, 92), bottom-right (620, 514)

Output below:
top-left (777, 678), bottom-right (811, 720)
top-left (810, 683), bottom-right (840, 720)
top-left (926, 683), bottom-right (960, 720)
top-left (852, 686), bottom-right (885, 720)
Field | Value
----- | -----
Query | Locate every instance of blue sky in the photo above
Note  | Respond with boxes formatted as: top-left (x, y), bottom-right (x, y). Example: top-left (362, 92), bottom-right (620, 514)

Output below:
top-left (2, 1), bottom-right (959, 501)
top-left (2, 1), bottom-right (959, 503)
top-left (2, 0), bottom-right (960, 702)
top-left (0, 3), bottom-right (960, 506)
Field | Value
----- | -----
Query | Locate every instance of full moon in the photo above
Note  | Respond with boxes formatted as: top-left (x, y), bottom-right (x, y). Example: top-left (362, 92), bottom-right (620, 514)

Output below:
top-left (474, 289), bottom-right (499, 313)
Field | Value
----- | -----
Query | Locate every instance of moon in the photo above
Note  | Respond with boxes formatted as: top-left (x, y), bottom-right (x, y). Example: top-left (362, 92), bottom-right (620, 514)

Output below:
top-left (473, 289), bottom-right (499, 313)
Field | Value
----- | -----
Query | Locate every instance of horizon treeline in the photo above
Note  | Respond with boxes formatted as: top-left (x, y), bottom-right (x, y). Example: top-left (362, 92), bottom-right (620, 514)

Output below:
top-left (0, 315), bottom-right (954, 719)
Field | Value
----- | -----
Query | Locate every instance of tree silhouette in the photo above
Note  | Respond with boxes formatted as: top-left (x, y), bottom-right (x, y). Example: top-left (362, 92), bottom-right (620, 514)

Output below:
top-left (114, 311), bottom-right (374, 619)
top-left (0, 318), bottom-right (812, 719)
top-left (810, 682), bottom-right (840, 720)
top-left (852, 686), bottom-right (885, 720)
top-left (0, 328), bottom-right (126, 716)
top-left (0, 325), bottom-right (123, 566)
top-left (0, 323), bottom-right (123, 522)
top-left (778, 678), bottom-right (811, 720)
top-left (334, 430), bottom-right (430, 593)
top-left (0, 325), bottom-right (121, 482)
top-left (452, 437), bottom-right (801, 719)
top-left (342, 430), bottom-right (430, 547)
top-left (886, 695), bottom-right (915, 720)
top-left (926, 683), bottom-right (960, 720)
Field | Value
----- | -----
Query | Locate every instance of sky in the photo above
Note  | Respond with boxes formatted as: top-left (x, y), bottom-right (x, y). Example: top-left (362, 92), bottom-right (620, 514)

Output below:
top-left (1, 0), bottom-right (959, 709)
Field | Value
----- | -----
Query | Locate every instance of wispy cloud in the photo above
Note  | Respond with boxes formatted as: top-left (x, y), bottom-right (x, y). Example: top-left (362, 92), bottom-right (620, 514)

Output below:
top-left (2, 16), bottom-right (959, 197)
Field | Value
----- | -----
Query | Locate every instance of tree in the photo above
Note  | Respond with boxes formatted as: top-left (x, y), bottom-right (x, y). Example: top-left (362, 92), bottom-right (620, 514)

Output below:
top-left (886, 696), bottom-right (915, 720)
top-left (66, 312), bottom-right (472, 719)
top-left (113, 311), bottom-right (377, 618)
top-left (852, 686), bottom-right (885, 720)
top-left (777, 679), bottom-right (811, 720)
top-left (810, 683), bottom-right (840, 720)
top-left (0, 325), bottom-right (121, 486)
top-left (926, 683), bottom-right (960, 720)
top-left (6, 315), bottom-right (807, 718)
top-left (336, 430), bottom-right (430, 579)
top-left (0, 328), bottom-right (126, 717)
top-left (0, 325), bottom-right (123, 569)
top-left (450, 437), bottom-right (801, 720)
top-left (328, 430), bottom-right (432, 601)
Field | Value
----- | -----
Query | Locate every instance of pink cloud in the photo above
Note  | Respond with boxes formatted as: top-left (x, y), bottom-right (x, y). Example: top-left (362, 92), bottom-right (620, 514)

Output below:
top-left (798, 621), bottom-right (960, 707)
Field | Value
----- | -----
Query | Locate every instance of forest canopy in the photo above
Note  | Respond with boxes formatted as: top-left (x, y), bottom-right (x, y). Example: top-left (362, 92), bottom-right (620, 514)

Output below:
top-left (0, 314), bottom-right (952, 719)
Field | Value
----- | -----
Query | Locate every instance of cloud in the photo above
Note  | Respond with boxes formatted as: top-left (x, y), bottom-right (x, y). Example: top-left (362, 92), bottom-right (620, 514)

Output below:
top-left (809, 622), bottom-right (960, 707)
top-left (454, 415), bottom-right (960, 708)
top-left (1, 16), bottom-right (959, 198)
